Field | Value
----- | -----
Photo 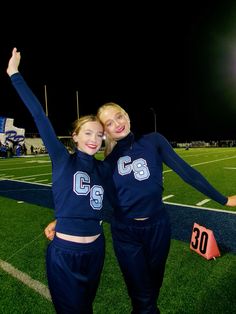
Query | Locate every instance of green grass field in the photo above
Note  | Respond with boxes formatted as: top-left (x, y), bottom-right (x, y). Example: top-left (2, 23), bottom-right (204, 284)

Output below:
top-left (0, 147), bottom-right (236, 313)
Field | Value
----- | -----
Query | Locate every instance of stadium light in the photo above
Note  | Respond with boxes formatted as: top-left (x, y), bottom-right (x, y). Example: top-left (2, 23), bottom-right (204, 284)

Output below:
top-left (150, 107), bottom-right (157, 132)
top-left (76, 90), bottom-right (79, 119)
top-left (44, 85), bottom-right (48, 117)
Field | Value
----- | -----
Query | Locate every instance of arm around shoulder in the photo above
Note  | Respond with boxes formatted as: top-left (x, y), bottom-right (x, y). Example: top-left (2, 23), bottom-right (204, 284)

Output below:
top-left (44, 219), bottom-right (57, 241)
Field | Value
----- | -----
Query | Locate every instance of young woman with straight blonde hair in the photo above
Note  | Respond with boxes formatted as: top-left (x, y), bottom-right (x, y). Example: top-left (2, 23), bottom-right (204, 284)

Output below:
top-left (97, 101), bottom-right (236, 314)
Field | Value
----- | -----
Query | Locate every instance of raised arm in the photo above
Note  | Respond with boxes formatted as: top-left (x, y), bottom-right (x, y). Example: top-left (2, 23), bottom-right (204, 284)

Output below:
top-left (6, 47), bottom-right (20, 76)
top-left (6, 48), bottom-right (66, 163)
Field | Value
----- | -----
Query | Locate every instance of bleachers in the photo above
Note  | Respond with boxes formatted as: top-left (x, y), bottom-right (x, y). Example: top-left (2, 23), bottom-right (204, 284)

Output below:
top-left (24, 137), bottom-right (46, 154)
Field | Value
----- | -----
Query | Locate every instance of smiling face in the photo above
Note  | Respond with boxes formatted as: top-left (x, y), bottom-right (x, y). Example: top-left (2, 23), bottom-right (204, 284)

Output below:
top-left (73, 120), bottom-right (104, 155)
top-left (98, 104), bottom-right (130, 141)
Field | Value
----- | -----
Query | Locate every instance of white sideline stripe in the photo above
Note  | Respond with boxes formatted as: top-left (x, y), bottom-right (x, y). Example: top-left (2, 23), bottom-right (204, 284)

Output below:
top-left (3, 178), bottom-right (51, 187)
top-left (1, 175), bottom-right (14, 178)
top-left (192, 155), bottom-right (236, 167)
top-left (0, 259), bottom-right (51, 301)
top-left (164, 201), bottom-right (236, 215)
top-left (35, 179), bottom-right (49, 183)
top-left (224, 167), bottom-right (236, 170)
top-left (163, 155), bottom-right (236, 173)
top-left (0, 189), bottom-right (50, 193)
top-left (196, 199), bottom-right (211, 206)
top-left (0, 165), bottom-right (51, 171)
top-left (162, 195), bottom-right (174, 200)
top-left (26, 160), bottom-right (51, 163)
top-left (14, 173), bottom-right (51, 179)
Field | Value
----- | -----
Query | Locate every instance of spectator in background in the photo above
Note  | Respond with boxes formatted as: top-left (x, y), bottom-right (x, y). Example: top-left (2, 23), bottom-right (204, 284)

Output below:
top-left (22, 143), bottom-right (27, 155)
top-left (30, 144), bottom-right (34, 154)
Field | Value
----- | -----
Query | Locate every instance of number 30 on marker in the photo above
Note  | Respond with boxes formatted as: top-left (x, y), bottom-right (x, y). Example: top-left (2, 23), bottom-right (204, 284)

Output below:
top-left (190, 223), bottom-right (220, 260)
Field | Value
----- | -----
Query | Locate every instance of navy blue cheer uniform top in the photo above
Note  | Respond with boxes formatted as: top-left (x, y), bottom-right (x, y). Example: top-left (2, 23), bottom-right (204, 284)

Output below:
top-left (104, 132), bottom-right (227, 219)
top-left (10, 73), bottom-right (110, 236)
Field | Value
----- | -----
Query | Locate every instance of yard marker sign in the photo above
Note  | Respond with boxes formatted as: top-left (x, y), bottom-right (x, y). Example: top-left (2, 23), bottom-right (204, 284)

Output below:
top-left (190, 222), bottom-right (220, 260)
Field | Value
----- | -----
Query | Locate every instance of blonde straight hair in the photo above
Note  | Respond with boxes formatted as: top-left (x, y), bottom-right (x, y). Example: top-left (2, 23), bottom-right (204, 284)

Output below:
top-left (97, 102), bottom-right (129, 157)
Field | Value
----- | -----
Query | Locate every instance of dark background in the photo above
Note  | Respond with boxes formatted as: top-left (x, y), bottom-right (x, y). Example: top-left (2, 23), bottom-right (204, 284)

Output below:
top-left (0, 1), bottom-right (235, 142)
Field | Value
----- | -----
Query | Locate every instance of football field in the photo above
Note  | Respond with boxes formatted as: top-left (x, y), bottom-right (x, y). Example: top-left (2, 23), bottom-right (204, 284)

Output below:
top-left (0, 147), bottom-right (236, 313)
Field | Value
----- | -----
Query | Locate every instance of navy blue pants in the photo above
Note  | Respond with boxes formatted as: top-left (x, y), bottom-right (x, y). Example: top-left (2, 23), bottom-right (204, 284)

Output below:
top-left (111, 210), bottom-right (171, 314)
top-left (46, 234), bottom-right (105, 314)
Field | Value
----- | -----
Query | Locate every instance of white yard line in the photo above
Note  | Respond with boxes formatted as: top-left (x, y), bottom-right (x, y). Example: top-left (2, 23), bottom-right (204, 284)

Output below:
top-left (196, 199), bottom-right (211, 206)
top-left (35, 179), bottom-right (49, 183)
top-left (0, 194), bottom-right (234, 302)
top-left (0, 165), bottom-right (51, 171)
top-left (2, 178), bottom-right (51, 187)
top-left (0, 259), bottom-right (51, 301)
top-left (164, 201), bottom-right (236, 215)
top-left (25, 160), bottom-right (51, 163)
top-left (14, 173), bottom-right (51, 179)
top-left (0, 232), bottom-right (51, 301)
top-left (162, 195), bottom-right (174, 200)
top-left (0, 175), bottom-right (15, 178)
top-left (191, 155), bottom-right (236, 167)
top-left (163, 155), bottom-right (236, 173)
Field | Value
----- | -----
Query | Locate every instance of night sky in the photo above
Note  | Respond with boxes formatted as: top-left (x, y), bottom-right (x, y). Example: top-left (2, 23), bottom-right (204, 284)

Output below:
top-left (0, 1), bottom-right (236, 142)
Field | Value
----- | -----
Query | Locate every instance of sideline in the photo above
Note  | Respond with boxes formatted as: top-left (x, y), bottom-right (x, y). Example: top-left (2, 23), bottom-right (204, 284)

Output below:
top-left (163, 155), bottom-right (236, 173)
top-left (0, 179), bottom-right (235, 252)
top-left (0, 259), bottom-right (51, 301)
